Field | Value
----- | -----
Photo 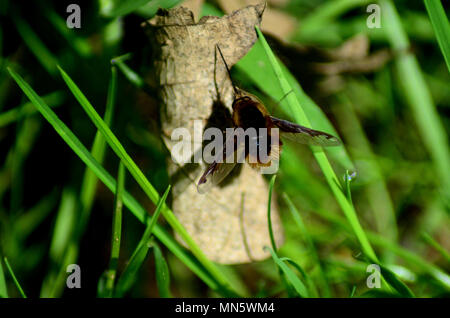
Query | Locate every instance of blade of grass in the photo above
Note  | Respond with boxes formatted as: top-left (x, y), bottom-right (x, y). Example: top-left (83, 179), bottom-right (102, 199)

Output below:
top-left (0, 256), bottom-right (8, 298)
top-left (14, 190), bottom-right (58, 245)
top-left (291, 0), bottom-right (373, 42)
top-left (12, 13), bottom-right (57, 75)
top-left (369, 232), bottom-right (450, 290)
top-left (56, 65), bottom-right (237, 295)
top-left (104, 161), bottom-right (126, 297)
top-left (381, 0), bottom-right (450, 201)
top-left (361, 255), bottom-right (415, 297)
top-left (333, 93), bottom-right (398, 249)
top-left (314, 207), bottom-right (450, 289)
top-left (3, 257), bottom-right (26, 298)
top-left (283, 193), bottom-right (331, 297)
top-left (6, 67), bottom-right (232, 295)
top-left (0, 91), bottom-right (64, 127)
top-left (255, 26), bottom-right (379, 264)
top-left (265, 247), bottom-right (309, 298)
top-left (40, 188), bottom-right (77, 297)
top-left (101, 0), bottom-right (182, 19)
top-left (343, 170), bottom-right (354, 206)
top-left (111, 56), bottom-right (155, 96)
top-left (153, 241), bottom-right (172, 298)
top-left (9, 113), bottom-right (41, 215)
top-left (115, 185), bottom-right (171, 297)
top-left (421, 232), bottom-right (450, 263)
top-left (79, 66), bottom-right (117, 233)
top-left (282, 258), bottom-right (319, 297)
top-left (43, 5), bottom-right (92, 57)
top-left (267, 176), bottom-right (306, 297)
top-left (42, 67), bottom-right (118, 298)
top-left (101, 0), bottom-right (153, 17)
top-left (424, 0), bottom-right (450, 72)
top-left (349, 286), bottom-right (356, 297)
top-left (267, 175), bottom-right (277, 252)
top-left (112, 57), bottom-right (144, 88)
top-left (48, 189), bottom-right (77, 265)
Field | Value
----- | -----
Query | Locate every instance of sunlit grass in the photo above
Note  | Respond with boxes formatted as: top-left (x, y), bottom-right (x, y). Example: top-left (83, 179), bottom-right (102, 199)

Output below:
top-left (1, 0), bottom-right (448, 298)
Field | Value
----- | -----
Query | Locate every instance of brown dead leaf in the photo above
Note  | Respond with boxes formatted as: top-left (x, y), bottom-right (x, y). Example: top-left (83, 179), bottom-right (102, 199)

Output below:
top-left (143, 4), bottom-right (284, 264)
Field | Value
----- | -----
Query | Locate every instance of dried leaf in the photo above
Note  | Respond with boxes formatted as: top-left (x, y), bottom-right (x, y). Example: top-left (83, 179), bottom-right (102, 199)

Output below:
top-left (143, 4), bottom-right (284, 264)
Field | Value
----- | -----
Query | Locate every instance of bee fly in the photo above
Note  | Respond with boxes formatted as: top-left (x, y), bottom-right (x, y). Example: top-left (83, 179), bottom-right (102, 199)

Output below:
top-left (197, 44), bottom-right (341, 193)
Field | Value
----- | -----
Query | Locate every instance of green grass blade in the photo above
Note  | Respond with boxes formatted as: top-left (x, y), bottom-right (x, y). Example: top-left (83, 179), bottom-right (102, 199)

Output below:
top-left (6, 67), bottom-right (228, 294)
top-left (369, 233), bottom-right (450, 290)
top-left (40, 188), bottom-right (77, 297)
top-left (267, 175), bottom-right (277, 252)
top-left (111, 56), bottom-right (155, 96)
top-left (292, 0), bottom-right (373, 42)
top-left (255, 26), bottom-right (379, 263)
top-left (115, 185), bottom-right (171, 297)
top-left (334, 93), bottom-right (398, 247)
top-left (0, 256), bottom-right (8, 298)
top-left (153, 242), bottom-right (172, 298)
top-left (362, 254), bottom-right (415, 297)
top-left (8, 113), bottom-right (40, 215)
top-left (314, 207), bottom-right (450, 290)
top-left (48, 189), bottom-right (77, 264)
top-left (349, 286), bottom-right (356, 298)
top-left (44, 6), bottom-right (92, 57)
top-left (45, 67), bottom-right (117, 298)
top-left (114, 240), bottom-right (153, 297)
top-left (381, 0), bottom-right (450, 199)
top-left (424, 0), bottom-right (450, 72)
top-left (101, 0), bottom-right (153, 17)
top-left (3, 257), bottom-right (26, 298)
top-left (12, 13), bottom-right (57, 75)
top-left (283, 193), bottom-right (331, 297)
top-left (142, 185), bottom-right (171, 241)
top-left (421, 232), bottom-right (450, 263)
top-left (104, 161), bottom-right (126, 297)
top-left (343, 170), bottom-right (353, 205)
top-left (0, 91), bottom-right (64, 127)
top-left (265, 247), bottom-right (309, 298)
top-left (111, 54), bottom-right (142, 85)
top-left (378, 263), bottom-right (415, 297)
top-left (56, 65), bottom-right (236, 295)
top-left (281, 257), bottom-right (318, 297)
top-left (79, 66), bottom-right (117, 232)
top-left (101, 0), bottom-right (182, 18)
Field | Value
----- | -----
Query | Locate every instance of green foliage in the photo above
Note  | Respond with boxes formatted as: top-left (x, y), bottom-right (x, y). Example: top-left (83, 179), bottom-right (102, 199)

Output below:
top-left (266, 247), bottom-right (309, 298)
top-left (0, 257), bottom-right (8, 298)
top-left (115, 185), bottom-right (171, 297)
top-left (153, 242), bottom-right (172, 298)
top-left (3, 258), bottom-right (26, 298)
top-left (381, 0), bottom-right (450, 199)
top-left (1, 0), bottom-right (448, 299)
top-left (424, 0), bottom-right (450, 72)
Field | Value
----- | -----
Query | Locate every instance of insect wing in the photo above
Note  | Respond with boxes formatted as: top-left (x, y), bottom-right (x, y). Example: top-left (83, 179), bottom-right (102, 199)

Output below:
top-left (197, 131), bottom-right (246, 194)
top-left (269, 116), bottom-right (341, 147)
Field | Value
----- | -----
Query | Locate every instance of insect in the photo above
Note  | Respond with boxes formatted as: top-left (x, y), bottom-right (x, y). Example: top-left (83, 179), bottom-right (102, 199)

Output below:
top-left (197, 45), bottom-right (341, 193)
